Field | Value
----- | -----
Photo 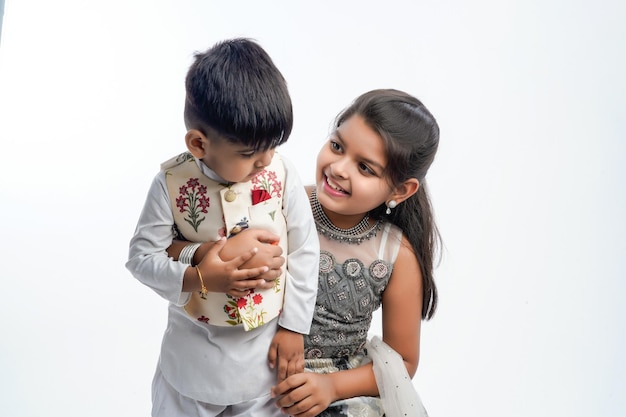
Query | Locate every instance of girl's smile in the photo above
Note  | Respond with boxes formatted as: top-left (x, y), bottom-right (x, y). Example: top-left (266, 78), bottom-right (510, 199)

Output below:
top-left (322, 174), bottom-right (350, 196)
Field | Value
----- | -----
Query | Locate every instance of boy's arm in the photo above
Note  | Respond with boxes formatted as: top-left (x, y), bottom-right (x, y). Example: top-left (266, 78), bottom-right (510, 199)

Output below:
top-left (126, 173), bottom-right (190, 305)
top-left (276, 156), bottom-right (320, 335)
top-left (267, 156), bottom-right (320, 379)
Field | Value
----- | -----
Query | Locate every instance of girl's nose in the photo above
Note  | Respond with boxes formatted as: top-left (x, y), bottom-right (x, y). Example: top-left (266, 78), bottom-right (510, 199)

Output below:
top-left (329, 157), bottom-right (348, 179)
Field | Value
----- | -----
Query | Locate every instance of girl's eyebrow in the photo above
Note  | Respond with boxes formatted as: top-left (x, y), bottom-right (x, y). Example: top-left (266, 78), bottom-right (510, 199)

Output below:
top-left (335, 131), bottom-right (386, 171)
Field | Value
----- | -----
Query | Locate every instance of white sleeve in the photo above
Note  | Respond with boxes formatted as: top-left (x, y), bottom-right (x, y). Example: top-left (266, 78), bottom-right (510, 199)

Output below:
top-left (125, 172), bottom-right (190, 306)
top-left (278, 155), bottom-right (319, 334)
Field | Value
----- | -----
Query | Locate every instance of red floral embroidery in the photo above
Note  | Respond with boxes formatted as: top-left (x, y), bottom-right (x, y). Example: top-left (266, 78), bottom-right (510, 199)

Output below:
top-left (176, 178), bottom-right (210, 232)
top-left (224, 303), bottom-right (239, 321)
top-left (237, 298), bottom-right (247, 309)
top-left (251, 170), bottom-right (282, 199)
top-left (197, 316), bottom-right (209, 323)
top-left (253, 293), bottom-right (263, 305)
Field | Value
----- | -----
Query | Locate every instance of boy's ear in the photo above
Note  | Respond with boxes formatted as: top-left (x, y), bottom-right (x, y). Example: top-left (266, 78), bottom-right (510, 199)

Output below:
top-left (391, 178), bottom-right (420, 205)
top-left (185, 129), bottom-right (208, 158)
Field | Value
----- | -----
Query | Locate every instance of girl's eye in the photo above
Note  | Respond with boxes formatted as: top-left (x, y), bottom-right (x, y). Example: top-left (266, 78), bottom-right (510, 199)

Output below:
top-left (329, 140), bottom-right (342, 152)
top-left (358, 162), bottom-right (375, 175)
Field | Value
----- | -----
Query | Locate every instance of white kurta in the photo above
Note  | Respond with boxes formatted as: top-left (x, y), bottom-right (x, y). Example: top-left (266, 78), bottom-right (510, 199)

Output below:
top-left (126, 153), bottom-right (319, 405)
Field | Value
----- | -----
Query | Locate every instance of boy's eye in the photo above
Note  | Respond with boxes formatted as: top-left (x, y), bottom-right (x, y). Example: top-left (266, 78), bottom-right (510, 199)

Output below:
top-left (240, 152), bottom-right (255, 158)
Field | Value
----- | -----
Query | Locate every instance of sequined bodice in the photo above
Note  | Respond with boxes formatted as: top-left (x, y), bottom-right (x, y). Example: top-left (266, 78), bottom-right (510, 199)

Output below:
top-left (304, 222), bottom-right (402, 359)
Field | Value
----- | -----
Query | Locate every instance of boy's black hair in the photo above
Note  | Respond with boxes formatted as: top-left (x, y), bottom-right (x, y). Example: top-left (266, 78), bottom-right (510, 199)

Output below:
top-left (184, 38), bottom-right (292, 150)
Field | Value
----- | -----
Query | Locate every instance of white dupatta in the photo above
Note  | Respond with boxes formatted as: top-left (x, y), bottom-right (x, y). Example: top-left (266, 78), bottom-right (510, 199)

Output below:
top-left (366, 336), bottom-right (429, 417)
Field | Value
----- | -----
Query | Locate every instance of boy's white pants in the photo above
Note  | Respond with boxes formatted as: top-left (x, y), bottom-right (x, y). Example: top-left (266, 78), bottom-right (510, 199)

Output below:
top-left (151, 367), bottom-right (281, 417)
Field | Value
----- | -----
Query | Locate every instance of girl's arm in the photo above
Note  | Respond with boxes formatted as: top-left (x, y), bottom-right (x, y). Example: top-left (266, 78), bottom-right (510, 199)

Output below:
top-left (379, 234), bottom-right (423, 377)
top-left (272, 235), bottom-right (423, 416)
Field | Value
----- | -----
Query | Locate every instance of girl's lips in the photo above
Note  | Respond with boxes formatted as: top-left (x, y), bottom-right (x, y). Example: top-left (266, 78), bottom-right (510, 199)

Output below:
top-left (323, 175), bottom-right (349, 197)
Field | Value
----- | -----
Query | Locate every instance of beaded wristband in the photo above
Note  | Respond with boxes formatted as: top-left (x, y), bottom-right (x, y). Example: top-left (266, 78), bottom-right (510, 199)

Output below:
top-left (195, 266), bottom-right (208, 299)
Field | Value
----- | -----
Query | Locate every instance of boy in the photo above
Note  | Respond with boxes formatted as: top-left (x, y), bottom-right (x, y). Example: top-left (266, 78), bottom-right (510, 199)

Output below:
top-left (126, 38), bottom-right (319, 416)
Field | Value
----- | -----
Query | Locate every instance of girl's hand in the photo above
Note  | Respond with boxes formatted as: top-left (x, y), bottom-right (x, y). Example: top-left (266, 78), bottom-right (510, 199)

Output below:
top-left (267, 327), bottom-right (304, 382)
top-left (195, 237), bottom-right (273, 296)
top-left (271, 373), bottom-right (336, 417)
top-left (220, 229), bottom-right (284, 284)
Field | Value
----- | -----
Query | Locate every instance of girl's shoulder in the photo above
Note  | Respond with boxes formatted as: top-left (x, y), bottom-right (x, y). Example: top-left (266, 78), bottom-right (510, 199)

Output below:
top-left (375, 221), bottom-right (405, 264)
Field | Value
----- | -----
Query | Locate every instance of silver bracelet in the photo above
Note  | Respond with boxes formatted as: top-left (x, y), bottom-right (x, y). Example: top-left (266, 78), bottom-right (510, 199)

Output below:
top-left (179, 243), bottom-right (202, 265)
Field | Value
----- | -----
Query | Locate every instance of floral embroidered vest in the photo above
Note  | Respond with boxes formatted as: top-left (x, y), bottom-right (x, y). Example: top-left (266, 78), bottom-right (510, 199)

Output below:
top-left (162, 152), bottom-right (288, 331)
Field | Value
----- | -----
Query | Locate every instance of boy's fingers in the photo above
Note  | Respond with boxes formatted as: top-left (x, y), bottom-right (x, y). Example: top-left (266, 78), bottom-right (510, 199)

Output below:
top-left (277, 357), bottom-right (289, 381)
top-left (255, 266), bottom-right (280, 283)
top-left (231, 278), bottom-right (270, 290)
top-left (268, 345), bottom-right (277, 369)
top-left (234, 265), bottom-right (270, 280)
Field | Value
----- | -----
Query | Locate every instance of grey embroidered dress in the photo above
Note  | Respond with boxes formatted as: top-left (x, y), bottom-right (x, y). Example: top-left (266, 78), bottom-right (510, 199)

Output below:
top-left (304, 190), bottom-right (403, 416)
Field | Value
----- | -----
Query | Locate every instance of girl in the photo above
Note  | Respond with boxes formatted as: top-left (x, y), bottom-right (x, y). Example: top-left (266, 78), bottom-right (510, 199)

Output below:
top-left (169, 89), bottom-right (440, 416)
top-left (271, 89), bottom-right (440, 417)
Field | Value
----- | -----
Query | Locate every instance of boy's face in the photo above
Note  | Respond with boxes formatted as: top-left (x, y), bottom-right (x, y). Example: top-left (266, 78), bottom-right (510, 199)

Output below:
top-left (191, 133), bottom-right (275, 183)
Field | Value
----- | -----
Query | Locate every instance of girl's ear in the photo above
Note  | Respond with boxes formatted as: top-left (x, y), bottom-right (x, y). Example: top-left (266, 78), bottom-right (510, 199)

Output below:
top-left (185, 129), bottom-right (208, 159)
top-left (390, 178), bottom-right (420, 205)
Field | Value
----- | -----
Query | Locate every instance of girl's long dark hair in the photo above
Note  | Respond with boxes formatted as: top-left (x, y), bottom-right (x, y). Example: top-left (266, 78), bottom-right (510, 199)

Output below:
top-left (335, 89), bottom-right (441, 320)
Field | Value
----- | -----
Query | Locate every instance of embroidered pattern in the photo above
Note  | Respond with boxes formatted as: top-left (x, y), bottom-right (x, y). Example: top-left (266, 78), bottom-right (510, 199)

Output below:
top-left (319, 252), bottom-right (334, 274)
top-left (223, 300), bottom-right (241, 325)
top-left (251, 169), bottom-right (282, 221)
top-left (251, 170), bottom-right (282, 198)
top-left (224, 291), bottom-right (268, 329)
top-left (305, 249), bottom-right (394, 358)
top-left (175, 178), bottom-right (210, 232)
top-left (369, 260), bottom-right (390, 280)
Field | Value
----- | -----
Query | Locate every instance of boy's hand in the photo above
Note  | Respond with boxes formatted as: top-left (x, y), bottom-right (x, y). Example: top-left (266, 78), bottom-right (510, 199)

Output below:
top-left (268, 327), bottom-right (304, 383)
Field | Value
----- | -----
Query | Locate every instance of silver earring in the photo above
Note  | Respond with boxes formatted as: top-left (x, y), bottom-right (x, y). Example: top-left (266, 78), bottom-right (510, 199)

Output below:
top-left (385, 200), bottom-right (397, 215)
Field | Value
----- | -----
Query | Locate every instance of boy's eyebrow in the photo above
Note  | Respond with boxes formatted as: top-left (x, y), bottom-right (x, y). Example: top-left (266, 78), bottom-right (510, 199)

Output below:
top-left (234, 144), bottom-right (256, 153)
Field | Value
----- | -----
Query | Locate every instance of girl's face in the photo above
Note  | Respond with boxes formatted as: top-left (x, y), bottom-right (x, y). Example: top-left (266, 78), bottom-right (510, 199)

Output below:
top-left (315, 114), bottom-right (395, 226)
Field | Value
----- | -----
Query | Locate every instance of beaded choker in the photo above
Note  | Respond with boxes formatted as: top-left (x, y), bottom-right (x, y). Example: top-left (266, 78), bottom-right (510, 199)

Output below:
top-left (310, 189), bottom-right (382, 244)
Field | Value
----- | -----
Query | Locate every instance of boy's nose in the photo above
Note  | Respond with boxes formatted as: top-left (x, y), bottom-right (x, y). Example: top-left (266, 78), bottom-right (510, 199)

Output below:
top-left (255, 149), bottom-right (275, 167)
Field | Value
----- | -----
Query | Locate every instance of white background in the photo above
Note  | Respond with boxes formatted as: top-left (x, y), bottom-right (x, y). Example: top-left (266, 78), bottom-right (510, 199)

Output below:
top-left (1, 1), bottom-right (624, 416)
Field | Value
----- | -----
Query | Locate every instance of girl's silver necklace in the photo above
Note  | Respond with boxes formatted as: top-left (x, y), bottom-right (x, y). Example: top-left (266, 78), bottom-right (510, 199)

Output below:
top-left (310, 188), bottom-right (382, 245)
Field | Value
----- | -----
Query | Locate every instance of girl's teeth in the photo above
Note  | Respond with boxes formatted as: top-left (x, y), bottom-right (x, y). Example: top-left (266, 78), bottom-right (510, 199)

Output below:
top-left (327, 178), bottom-right (344, 192)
